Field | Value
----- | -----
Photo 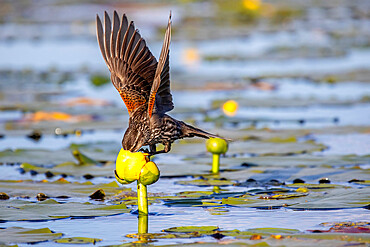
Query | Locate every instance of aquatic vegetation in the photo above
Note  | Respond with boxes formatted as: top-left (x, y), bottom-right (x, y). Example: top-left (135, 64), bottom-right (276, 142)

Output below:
top-left (206, 137), bottom-right (229, 173)
top-left (115, 149), bottom-right (160, 216)
top-left (0, 227), bottom-right (63, 244)
top-left (90, 74), bottom-right (110, 87)
top-left (0, 0), bottom-right (369, 246)
top-left (115, 149), bottom-right (159, 186)
top-left (54, 237), bottom-right (102, 244)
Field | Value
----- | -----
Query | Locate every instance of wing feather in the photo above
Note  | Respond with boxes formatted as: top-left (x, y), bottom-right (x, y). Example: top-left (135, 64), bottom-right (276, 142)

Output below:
top-left (104, 12), bottom-right (111, 59)
top-left (116, 14), bottom-right (128, 58)
top-left (96, 15), bottom-right (108, 64)
top-left (147, 13), bottom-right (173, 117)
top-left (110, 11), bottom-right (120, 58)
top-left (96, 11), bottom-right (173, 116)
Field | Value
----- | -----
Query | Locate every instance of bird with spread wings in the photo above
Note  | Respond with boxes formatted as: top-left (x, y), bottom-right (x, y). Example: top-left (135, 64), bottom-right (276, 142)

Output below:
top-left (96, 11), bottom-right (223, 155)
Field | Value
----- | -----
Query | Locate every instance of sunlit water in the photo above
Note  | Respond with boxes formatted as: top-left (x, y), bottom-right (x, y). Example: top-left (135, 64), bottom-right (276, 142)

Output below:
top-left (3, 207), bottom-right (369, 246)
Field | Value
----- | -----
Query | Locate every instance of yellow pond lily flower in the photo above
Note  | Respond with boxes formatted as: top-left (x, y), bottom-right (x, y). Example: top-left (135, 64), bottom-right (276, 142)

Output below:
top-left (115, 149), bottom-right (159, 186)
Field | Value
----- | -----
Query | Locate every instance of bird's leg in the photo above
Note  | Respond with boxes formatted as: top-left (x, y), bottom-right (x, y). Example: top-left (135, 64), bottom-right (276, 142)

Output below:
top-left (139, 147), bottom-right (150, 153)
top-left (164, 142), bottom-right (171, 153)
top-left (150, 143), bottom-right (172, 155)
top-left (149, 144), bottom-right (157, 155)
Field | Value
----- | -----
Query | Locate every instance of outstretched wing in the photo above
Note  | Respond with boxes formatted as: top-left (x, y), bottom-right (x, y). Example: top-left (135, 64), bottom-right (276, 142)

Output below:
top-left (96, 11), bottom-right (157, 116)
top-left (147, 13), bottom-right (173, 118)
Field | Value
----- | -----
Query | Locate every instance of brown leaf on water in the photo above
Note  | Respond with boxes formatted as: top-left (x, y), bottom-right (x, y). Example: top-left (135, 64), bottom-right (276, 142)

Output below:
top-left (250, 234), bottom-right (263, 240)
top-left (89, 189), bottom-right (105, 200)
top-left (312, 222), bottom-right (370, 234)
top-left (36, 193), bottom-right (48, 201)
top-left (0, 192), bottom-right (10, 200)
top-left (23, 111), bottom-right (92, 123)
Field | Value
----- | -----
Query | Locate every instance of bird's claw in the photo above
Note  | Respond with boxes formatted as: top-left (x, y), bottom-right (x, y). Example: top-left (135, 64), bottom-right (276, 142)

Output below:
top-left (139, 148), bottom-right (150, 154)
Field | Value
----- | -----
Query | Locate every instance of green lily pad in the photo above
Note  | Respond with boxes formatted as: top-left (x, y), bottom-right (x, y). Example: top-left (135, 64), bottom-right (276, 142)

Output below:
top-left (0, 148), bottom-right (116, 168)
top-left (0, 148), bottom-right (76, 164)
top-left (0, 227), bottom-right (63, 244)
top-left (163, 226), bottom-right (219, 234)
top-left (259, 193), bottom-right (308, 199)
top-left (285, 183), bottom-right (339, 189)
top-left (126, 232), bottom-right (203, 240)
top-left (54, 237), bottom-right (102, 244)
top-left (175, 178), bottom-right (235, 187)
top-left (248, 228), bottom-right (300, 235)
top-left (291, 233), bottom-right (370, 243)
top-left (0, 180), bottom-right (127, 199)
top-left (287, 187), bottom-right (370, 210)
top-left (71, 149), bottom-right (102, 166)
top-left (0, 199), bottom-right (130, 221)
top-left (176, 191), bottom-right (214, 198)
top-left (165, 185), bottom-right (370, 210)
top-left (20, 160), bottom-right (115, 178)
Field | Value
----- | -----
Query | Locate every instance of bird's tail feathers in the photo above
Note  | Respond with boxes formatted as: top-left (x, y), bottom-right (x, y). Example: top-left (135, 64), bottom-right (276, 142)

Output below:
top-left (181, 122), bottom-right (230, 141)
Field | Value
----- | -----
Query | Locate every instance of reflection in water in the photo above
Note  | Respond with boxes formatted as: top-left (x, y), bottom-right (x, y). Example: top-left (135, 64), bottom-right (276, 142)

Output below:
top-left (137, 214), bottom-right (149, 243)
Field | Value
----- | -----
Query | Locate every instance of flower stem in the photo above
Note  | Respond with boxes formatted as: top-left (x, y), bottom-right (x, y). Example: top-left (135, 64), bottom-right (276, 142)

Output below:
top-left (137, 180), bottom-right (148, 216)
top-left (212, 154), bottom-right (220, 174)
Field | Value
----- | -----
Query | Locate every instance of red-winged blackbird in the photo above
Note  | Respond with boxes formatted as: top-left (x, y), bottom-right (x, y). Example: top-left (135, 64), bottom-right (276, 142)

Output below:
top-left (96, 11), bottom-right (223, 155)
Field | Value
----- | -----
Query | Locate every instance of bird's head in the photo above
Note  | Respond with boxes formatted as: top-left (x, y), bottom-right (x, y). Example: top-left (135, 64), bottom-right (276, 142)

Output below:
top-left (122, 127), bottom-right (145, 152)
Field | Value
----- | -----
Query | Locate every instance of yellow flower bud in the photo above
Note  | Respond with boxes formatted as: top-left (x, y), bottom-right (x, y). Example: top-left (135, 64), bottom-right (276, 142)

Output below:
top-left (139, 161), bottom-right (160, 186)
top-left (206, 137), bottom-right (228, 154)
top-left (114, 169), bottom-right (131, 184)
top-left (222, 100), bottom-right (238, 117)
top-left (115, 149), bottom-right (159, 185)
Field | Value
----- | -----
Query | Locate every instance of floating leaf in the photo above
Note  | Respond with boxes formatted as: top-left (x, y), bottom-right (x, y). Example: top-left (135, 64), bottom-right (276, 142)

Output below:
top-left (248, 228), bottom-right (300, 235)
top-left (163, 226), bottom-right (219, 234)
top-left (0, 199), bottom-right (130, 221)
top-left (259, 193), bottom-right (308, 200)
top-left (20, 160), bottom-right (114, 178)
top-left (291, 233), bottom-right (370, 243)
top-left (0, 227), bottom-right (63, 244)
top-left (287, 187), bottom-right (370, 210)
top-left (54, 237), bottom-right (102, 244)
top-left (126, 232), bottom-right (202, 240)
top-left (0, 180), bottom-right (126, 199)
top-left (284, 183), bottom-right (340, 190)
top-left (175, 178), bottom-right (235, 187)
top-left (71, 149), bottom-right (101, 166)
top-left (316, 221), bottom-right (370, 233)
top-left (265, 136), bottom-right (297, 143)
top-left (176, 191), bottom-right (214, 198)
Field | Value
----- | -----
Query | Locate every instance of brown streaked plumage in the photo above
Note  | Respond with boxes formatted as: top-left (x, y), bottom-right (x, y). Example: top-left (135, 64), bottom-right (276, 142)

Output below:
top-left (96, 11), bottom-right (224, 155)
